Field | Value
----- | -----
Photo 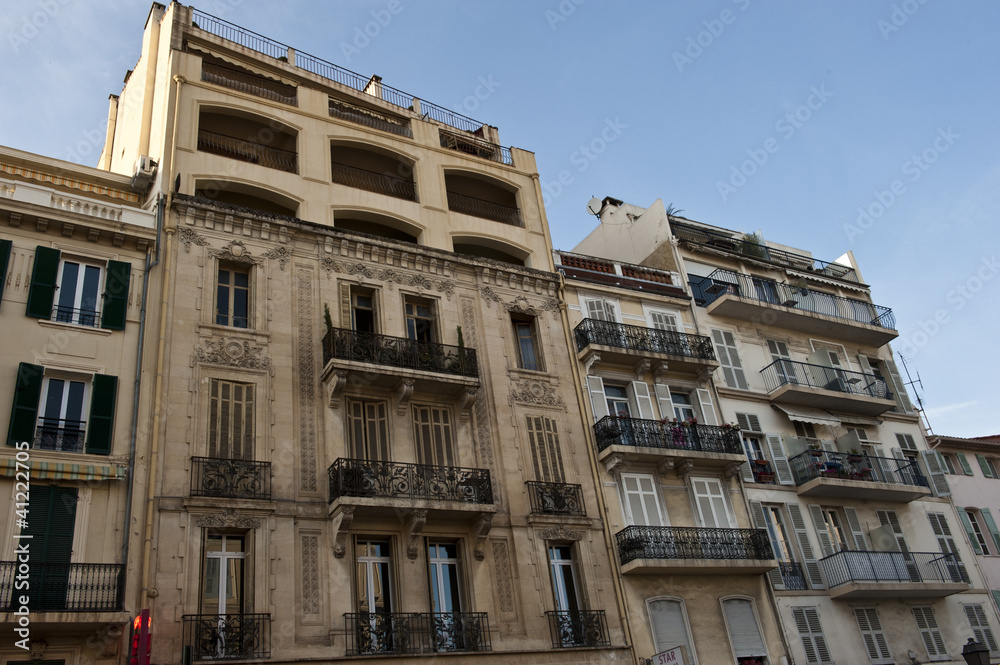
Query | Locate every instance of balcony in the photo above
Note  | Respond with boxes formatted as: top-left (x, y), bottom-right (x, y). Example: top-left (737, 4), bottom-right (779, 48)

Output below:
top-left (525, 481), bottom-right (586, 517)
top-left (329, 97), bottom-right (412, 138)
top-left (331, 161), bottom-right (416, 200)
top-left (0, 562), bottom-right (124, 612)
top-left (33, 419), bottom-right (86, 452)
top-left (671, 220), bottom-right (860, 283)
top-left (821, 551), bottom-right (969, 599)
top-left (439, 129), bottom-right (513, 166)
top-left (446, 190), bottom-right (522, 227)
top-left (789, 450), bottom-right (931, 502)
top-left (555, 251), bottom-right (688, 299)
top-left (182, 614), bottom-right (271, 660)
top-left (201, 61), bottom-right (297, 105)
top-left (546, 610), bottom-right (611, 648)
top-left (574, 318), bottom-right (717, 374)
top-left (197, 129), bottom-right (297, 173)
top-left (593, 416), bottom-right (745, 468)
top-left (777, 561), bottom-right (808, 590)
top-left (761, 359), bottom-right (896, 416)
top-left (344, 612), bottom-right (491, 655)
top-left (321, 327), bottom-right (479, 398)
top-left (615, 526), bottom-right (776, 575)
top-left (190, 457), bottom-right (271, 500)
top-left (694, 269), bottom-right (897, 346)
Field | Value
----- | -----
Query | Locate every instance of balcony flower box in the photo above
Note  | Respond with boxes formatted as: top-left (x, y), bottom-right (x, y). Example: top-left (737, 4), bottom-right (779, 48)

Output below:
top-left (756, 472), bottom-right (776, 484)
top-left (808, 449), bottom-right (824, 458)
top-left (847, 454), bottom-right (864, 463)
top-left (754, 459), bottom-right (770, 466)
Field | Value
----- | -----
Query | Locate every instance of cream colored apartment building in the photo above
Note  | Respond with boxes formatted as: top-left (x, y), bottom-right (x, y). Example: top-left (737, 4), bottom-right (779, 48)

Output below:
top-left (0, 146), bottom-right (157, 664)
top-left (91, 3), bottom-right (628, 663)
top-left (573, 197), bottom-right (1000, 664)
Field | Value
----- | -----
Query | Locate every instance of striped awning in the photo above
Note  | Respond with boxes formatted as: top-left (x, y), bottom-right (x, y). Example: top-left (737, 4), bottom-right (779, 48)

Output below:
top-left (773, 405), bottom-right (842, 427)
top-left (0, 457), bottom-right (127, 481)
top-left (0, 162), bottom-right (139, 203)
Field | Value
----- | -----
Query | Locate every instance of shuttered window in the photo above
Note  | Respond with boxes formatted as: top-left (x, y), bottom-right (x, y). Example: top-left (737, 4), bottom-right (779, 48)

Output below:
top-left (413, 405), bottom-right (454, 467)
top-left (927, 512), bottom-right (970, 582)
top-left (25, 246), bottom-right (130, 330)
top-left (722, 598), bottom-right (768, 661)
top-left (854, 607), bottom-right (893, 664)
top-left (964, 603), bottom-right (999, 654)
top-left (584, 298), bottom-right (616, 322)
top-left (792, 606), bottom-right (832, 664)
top-left (912, 606), bottom-right (948, 660)
top-left (526, 416), bottom-right (564, 483)
top-left (347, 399), bottom-right (390, 461)
top-left (621, 473), bottom-right (665, 526)
top-left (21, 486), bottom-right (78, 611)
top-left (648, 599), bottom-right (694, 659)
top-left (209, 379), bottom-right (255, 459)
top-left (711, 329), bottom-right (749, 390)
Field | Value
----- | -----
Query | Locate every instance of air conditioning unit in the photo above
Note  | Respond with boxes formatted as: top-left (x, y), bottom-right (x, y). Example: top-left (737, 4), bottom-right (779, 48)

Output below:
top-left (131, 155), bottom-right (157, 192)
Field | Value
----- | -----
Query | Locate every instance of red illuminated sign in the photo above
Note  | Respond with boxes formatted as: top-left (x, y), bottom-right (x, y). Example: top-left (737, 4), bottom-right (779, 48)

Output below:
top-left (129, 609), bottom-right (151, 665)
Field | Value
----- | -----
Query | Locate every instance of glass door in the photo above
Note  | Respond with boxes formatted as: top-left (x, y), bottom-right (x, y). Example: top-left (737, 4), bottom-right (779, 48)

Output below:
top-left (428, 542), bottom-right (463, 650)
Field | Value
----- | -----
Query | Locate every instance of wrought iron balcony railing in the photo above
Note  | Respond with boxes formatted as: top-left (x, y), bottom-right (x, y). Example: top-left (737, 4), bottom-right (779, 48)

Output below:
top-left (322, 327), bottom-right (479, 378)
top-left (574, 318), bottom-right (715, 361)
top-left (182, 613), bottom-right (271, 660)
top-left (761, 359), bottom-right (891, 399)
top-left (671, 220), bottom-right (860, 283)
top-left (821, 551), bottom-right (967, 588)
top-left (525, 481), bottom-right (585, 516)
top-left (201, 62), bottom-right (297, 105)
top-left (545, 610), bottom-right (611, 648)
top-left (789, 450), bottom-right (928, 489)
top-left (778, 561), bottom-right (808, 590)
top-left (328, 458), bottom-right (493, 505)
top-left (190, 457), bottom-right (272, 500)
top-left (446, 190), bottom-right (522, 226)
top-left (53, 305), bottom-right (100, 327)
top-left (593, 416), bottom-right (743, 455)
top-left (615, 526), bottom-right (773, 565)
top-left (344, 612), bottom-right (491, 655)
top-left (692, 269), bottom-right (895, 330)
top-left (439, 129), bottom-right (513, 166)
top-left (34, 418), bottom-right (86, 452)
top-left (198, 129), bottom-right (298, 173)
top-left (331, 161), bottom-right (416, 200)
top-left (329, 98), bottom-right (412, 137)
top-left (0, 562), bottom-right (124, 612)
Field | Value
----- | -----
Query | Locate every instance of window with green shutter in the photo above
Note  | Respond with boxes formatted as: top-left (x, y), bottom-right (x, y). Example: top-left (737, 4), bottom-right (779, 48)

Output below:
top-left (7, 362), bottom-right (43, 447)
top-left (101, 260), bottom-right (131, 330)
top-left (85, 374), bottom-right (117, 455)
top-left (26, 246), bottom-right (60, 319)
top-left (21, 485), bottom-right (77, 611)
top-left (24, 246), bottom-right (130, 330)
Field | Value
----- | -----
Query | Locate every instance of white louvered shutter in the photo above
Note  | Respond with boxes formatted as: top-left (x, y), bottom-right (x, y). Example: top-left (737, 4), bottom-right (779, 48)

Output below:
top-left (738, 432), bottom-right (756, 483)
top-left (912, 606), bottom-right (948, 659)
top-left (649, 311), bottom-right (680, 331)
top-left (792, 606), bottom-right (832, 664)
top-left (808, 504), bottom-right (836, 557)
top-left (787, 503), bottom-right (824, 588)
top-left (843, 507), bottom-right (869, 550)
top-left (766, 433), bottom-right (794, 485)
top-left (654, 384), bottom-right (674, 421)
top-left (964, 604), bottom-right (999, 653)
top-left (586, 298), bottom-right (615, 322)
top-left (587, 376), bottom-right (608, 421)
top-left (649, 599), bottom-right (694, 658)
top-left (621, 474), bottom-right (665, 526)
top-left (629, 381), bottom-right (655, 420)
top-left (749, 501), bottom-right (784, 589)
top-left (696, 388), bottom-right (719, 426)
top-left (736, 412), bottom-right (762, 434)
top-left (722, 599), bottom-right (768, 661)
top-left (854, 607), bottom-right (893, 664)
top-left (920, 449), bottom-right (951, 496)
top-left (711, 328), bottom-right (749, 390)
top-left (883, 355), bottom-right (914, 413)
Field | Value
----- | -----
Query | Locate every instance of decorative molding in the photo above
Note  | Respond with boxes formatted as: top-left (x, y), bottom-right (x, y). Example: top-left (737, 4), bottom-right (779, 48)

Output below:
top-left (479, 287), bottom-right (560, 318)
top-left (333, 507), bottom-right (355, 558)
top-left (192, 509), bottom-right (263, 529)
top-left (328, 369), bottom-right (348, 408)
top-left (405, 510), bottom-right (427, 560)
top-left (458, 387), bottom-right (478, 421)
top-left (296, 267), bottom-right (319, 492)
top-left (603, 453), bottom-right (625, 474)
top-left (395, 379), bottom-right (415, 416)
top-left (473, 513), bottom-right (494, 561)
top-left (194, 338), bottom-right (273, 375)
top-left (675, 459), bottom-right (695, 480)
top-left (491, 539), bottom-right (515, 614)
top-left (581, 351), bottom-right (601, 374)
top-left (510, 379), bottom-right (565, 409)
top-left (178, 227), bottom-right (209, 253)
top-left (657, 458), bottom-right (676, 476)
top-left (653, 362), bottom-right (670, 381)
top-left (538, 524), bottom-right (583, 542)
top-left (723, 462), bottom-right (744, 479)
top-left (462, 297), bottom-right (494, 469)
top-left (320, 259), bottom-right (456, 299)
top-left (633, 359), bottom-right (651, 381)
top-left (212, 239), bottom-right (260, 265)
top-left (263, 246), bottom-right (291, 270)
top-left (300, 535), bottom-right (321, 614)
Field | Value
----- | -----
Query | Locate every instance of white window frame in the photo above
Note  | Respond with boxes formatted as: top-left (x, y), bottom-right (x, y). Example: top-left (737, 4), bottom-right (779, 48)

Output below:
top-left (711, 328), bottom-right (750, 391)
top-left (646, 596), bottom-right (698, 664)
top-left (643, 305), bottom-right (682, 332)
top-left (690, 476), bottom-right (735, 528)
top-left (620, 473), bottom-right (667, 526)
top-left (53, 256), bottom-right (105, 327)
top-left (581, 295), bottom-right (620, 323)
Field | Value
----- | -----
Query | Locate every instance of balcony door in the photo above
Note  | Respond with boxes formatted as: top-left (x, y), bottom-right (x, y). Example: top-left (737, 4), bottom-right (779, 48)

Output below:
top-left (428, 542), bottom-right (465, 650)
top-left (348, 399), bottom-right (390, 461)
top-left (766, 339), bottom-right (799, 385)
top-left (21, 486), bottom-right (77, 611)
top-left (39, 376), bottom-right (87, 451)
top-left (691, 477), bottom-right (734, 528)
top-left (356, 540), bottom-right (394, 653)
top-left (621, 473), bottom-right (666, 526)
top-left (209, 380), bottom-right (254, 460)
top-left (200, 534), bottom-right (247, 659)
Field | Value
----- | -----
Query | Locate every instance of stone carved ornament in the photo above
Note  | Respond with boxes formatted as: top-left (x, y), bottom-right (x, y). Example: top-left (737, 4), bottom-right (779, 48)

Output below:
top-left (479, 287), bottom-right (560, 318)
top-left (193, 509), bottom-right (263, 529)
top-left (510, 379), bottom-right (565, 408)
top-left (320, 258), bottom-right (456, 299)
top-left (195, 338), bottom-right (274, 376)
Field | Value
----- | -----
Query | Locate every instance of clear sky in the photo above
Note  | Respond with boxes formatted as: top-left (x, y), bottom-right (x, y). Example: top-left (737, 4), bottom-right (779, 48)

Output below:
top-left (2, 0), bottom-right (997, 437)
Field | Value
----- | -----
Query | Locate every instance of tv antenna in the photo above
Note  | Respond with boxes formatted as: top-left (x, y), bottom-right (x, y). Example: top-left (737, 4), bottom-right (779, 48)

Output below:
top-left (897, 353), bottom-right (931, 433)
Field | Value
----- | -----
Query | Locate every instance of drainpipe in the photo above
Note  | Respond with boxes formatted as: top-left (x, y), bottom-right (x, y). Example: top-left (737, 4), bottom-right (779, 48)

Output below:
top-left (555, 269), bottom-right (639, 665)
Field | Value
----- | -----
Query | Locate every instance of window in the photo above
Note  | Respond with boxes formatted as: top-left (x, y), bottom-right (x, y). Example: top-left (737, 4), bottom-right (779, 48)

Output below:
top-left (405, 298), bottom-right (435, 342)
top-left (647, 309), bottom-right (680, 331)
top-left (412, 405), bottom-right (454, 466)
top-left (912, 606), bottom-right (948, 661)
top-left (691, 477), bottom-right (734, 528)
top-left (20, 486), bottom-right (77, 611)
top-left (428, 542), bottom-right (465, 649)
top-left (927, 512), bottom-right (969, 582)
top-left (513, 316), bottom-right (542, 371)
top-left (583, 297), bottom-right (616, 322)
top-left (201, 534), bottom-right (247, 622)
top-left (794, 421), bottom-right (817, 441)
top-left (351, 289), bottom-right (377, 333)
top-left (711, 329), bottom-right (749, 390)
top-left (977, 454), bottom-right (999, 479)
top-left (854, 607), bottom-right (893, 664)
top-left (964, 604), bottom-right (999, 656)
top-left (895, 432), bottom-right (918, 452)
top-left (604, 384), bottom-right (630, 418)
top-left (846, 427), bottom-right (873, 443)
top-left (762, 505), bottom-right (795, 562)
top-left (526, 416), bottom-right (565, 483)
top-left (792, 606), bottom-right (832, 665)
top-left (26, 246), bottom-right (131, 330)
top-left (648, 599), bottom-right (695, 662)
top-left (347, 399), bottom-right (389, 461)
top-left (0, 238), bottom-right (11, 305)
top-left (941, 453), bottom-right (957, 475)
top-left (967, 510), bottom-right (992, 554)
top-left (7, 362), bottom-right (117, 455)
top-left (356, 539), bottom-right (393, 614)
top-left (721, 598), bottom-right (768, 663)
top-left (216, 266), bottom-right (250, 328)
top-left (822, 508), bottom-right (850, 551)
top-left (767, 339), bottom-right (800, 385)
top-left (670, 391), bottom-right (696, 421)
top-left (620, 473), bottom-right (665, 526)
top-left (209, 380), bottom-right (254, 459)
top-left (548, 545), bottom-right (580, 613)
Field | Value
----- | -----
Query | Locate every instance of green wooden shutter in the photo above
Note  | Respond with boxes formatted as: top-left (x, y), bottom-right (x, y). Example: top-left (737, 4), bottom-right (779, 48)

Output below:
top-left (22, 486), bottom-right (77, 611)
top-left (0, 239), bottom-right (11, 305)
top-left (957, 508), bottom-right (984, 555)
top-left (958, 453), bottom-right (975, 475)
top-left (7, 362), bottom-right (43, 447)
top-left (25, 246), bottom-right (60, 319)
top-left (981, 509), bottom-right (1000, 553)
top-left (100, 260), bottom-right (131, 330)
top-left (978, 455), bottom-right (995, 478)
top-left (85, 374), bottom-right (117, 455)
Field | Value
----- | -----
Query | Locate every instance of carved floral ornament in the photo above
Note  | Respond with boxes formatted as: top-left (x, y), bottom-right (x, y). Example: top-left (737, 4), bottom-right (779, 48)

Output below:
top-left (194, 337), bottom-right (274, 376)
top-left (320, 258), bottom-right (457, 300)
top-left (510, 379), bottom-right (565, 409)
top-left (538, 524), bottom-right (583, 542)
top-left (479, 287), bottom-right (560, 318)
top-left (193, 509), bottom-right (264, 529)
top-left (212, 240), bottom-right (261, 265)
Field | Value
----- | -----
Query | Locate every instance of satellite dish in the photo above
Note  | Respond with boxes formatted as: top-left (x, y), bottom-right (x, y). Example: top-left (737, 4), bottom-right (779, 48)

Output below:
top-left (587, 197), bottom-right (602, 216)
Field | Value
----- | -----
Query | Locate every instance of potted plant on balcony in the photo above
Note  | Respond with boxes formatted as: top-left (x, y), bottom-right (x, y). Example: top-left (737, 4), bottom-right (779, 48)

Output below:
top-left (754, 458), bottom-right (770, 466)
top-left (808, 443), bottom-right (824, 458)
top-left (756, 471), bottom-right (776, 484)
top-left (846, 448), bottom-right (864, 464)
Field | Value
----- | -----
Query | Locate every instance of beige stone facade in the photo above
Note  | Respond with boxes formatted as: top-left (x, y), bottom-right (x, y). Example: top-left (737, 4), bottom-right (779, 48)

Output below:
top-left (0, 146), bottom-right (156, 664)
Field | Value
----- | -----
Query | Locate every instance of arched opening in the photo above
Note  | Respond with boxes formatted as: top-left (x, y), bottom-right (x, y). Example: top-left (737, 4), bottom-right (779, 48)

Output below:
top-left (194, 179), bottom-right (298, 218)
top-left (334, 211), bottom-right (421, 244)
top-left (444, 172), bottom-right (521, 226)
top-left (452, 235), bottom-right (528, 266)
top-left (330, 142), bottom-right (416, 201)
top-left (197, 107), bottom-right (298, 173)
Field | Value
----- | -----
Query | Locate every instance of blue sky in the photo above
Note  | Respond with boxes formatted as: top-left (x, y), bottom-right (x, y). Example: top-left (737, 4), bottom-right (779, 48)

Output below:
top-left (2, 1), bottom-right (997, 437)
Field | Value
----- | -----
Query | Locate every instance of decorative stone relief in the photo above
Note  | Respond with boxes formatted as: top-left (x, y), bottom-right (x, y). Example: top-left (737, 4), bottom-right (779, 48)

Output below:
top-left (327, 369), bottom-right (348, 408)
top-left (405, 510), bottom-right (427, 560)
top-left (538, 524), bottom-right (583, 542)
top-left (510, 379), bottom-right (565, 409)
top-left (212, 240), bottom-right (260, 265)
top-left (193, 509), bottom-right (263, 529)
top-left (320, 259), bottom-right (456, 299)
top-left (478, 287), bottom-right (559, 318)
top-left (194, 338), bottom-right (273, 376)
top-left (491, 539), bottom-right (515, 614)
top-left (461, 296), bottom-right (494, 468)
top-left (296, 267), bottom-right (319, 492)
top-left (300, 535), bottom-right (321, 614)
top-left (473, 513), bottom-right (494, 561)
top-left (263, 246), bottom-right (291, 270)
top-left (178, 227), bottom-right (209, 252)
top-left (332, 507), bottom-right (355, 558)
